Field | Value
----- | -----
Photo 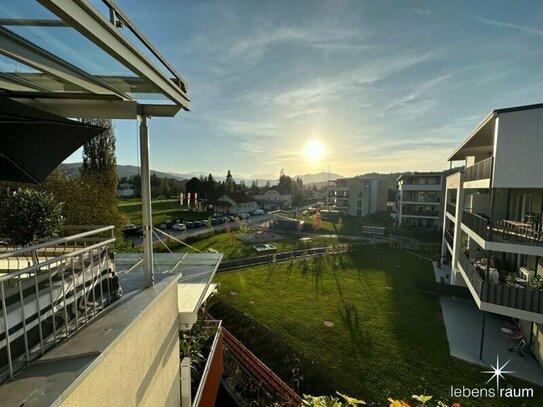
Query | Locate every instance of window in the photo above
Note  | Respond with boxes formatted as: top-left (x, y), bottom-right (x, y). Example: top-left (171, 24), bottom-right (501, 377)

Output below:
top-left (357, 209), bottom-right (362, 216)
top-left (357, 200), bottom-right (362, 208)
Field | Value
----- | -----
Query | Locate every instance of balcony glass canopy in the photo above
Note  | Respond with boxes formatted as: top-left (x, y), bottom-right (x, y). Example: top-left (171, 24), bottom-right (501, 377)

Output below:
top-left (0, 0), bottom-right (189, 118)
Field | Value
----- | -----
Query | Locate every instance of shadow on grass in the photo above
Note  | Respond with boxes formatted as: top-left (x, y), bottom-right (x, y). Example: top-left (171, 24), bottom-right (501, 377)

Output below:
top-left (338, 302), bottom-right (372, 357)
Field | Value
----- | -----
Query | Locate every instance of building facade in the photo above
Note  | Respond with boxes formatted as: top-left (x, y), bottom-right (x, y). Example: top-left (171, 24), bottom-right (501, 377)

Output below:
top-left (396, 172), bottom-right (444, 229)
top-left (254, 188), bottom-right (292, 210)
top-left (327, 177), bottom-right (387, 217)
top-left (214, 193), bottom-right (260, 214)
top-left (442, 103), bottom-right (543, 367)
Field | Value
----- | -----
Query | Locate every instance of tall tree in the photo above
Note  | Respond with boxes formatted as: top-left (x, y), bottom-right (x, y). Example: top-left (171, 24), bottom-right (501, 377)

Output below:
top-left (80, 118), bottom-right (117, 192)
top-left (226, 169), bottom-right (234, 193)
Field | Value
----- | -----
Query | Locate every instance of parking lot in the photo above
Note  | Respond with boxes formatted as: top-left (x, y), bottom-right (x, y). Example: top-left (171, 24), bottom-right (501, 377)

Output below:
top-left (126, 214), bottom-right (270, 247)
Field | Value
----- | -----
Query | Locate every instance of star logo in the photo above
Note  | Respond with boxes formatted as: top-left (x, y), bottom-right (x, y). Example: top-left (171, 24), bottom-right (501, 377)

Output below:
top-left (481, 355), bottom-right (515, 390)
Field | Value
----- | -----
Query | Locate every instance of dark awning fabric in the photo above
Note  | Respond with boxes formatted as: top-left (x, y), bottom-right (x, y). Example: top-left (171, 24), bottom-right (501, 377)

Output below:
top-left (0, 97), bottom-right (106, 184)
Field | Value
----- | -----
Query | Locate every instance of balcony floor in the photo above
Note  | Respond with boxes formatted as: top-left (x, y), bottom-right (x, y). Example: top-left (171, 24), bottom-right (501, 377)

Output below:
top-left (440, 297), bottom-right (543, 387)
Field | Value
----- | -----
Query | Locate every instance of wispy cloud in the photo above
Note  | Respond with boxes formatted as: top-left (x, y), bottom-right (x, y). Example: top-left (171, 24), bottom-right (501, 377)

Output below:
top-left (412, 8), bottom-right (432, 16)
top-left (476, 17), bottom-right (543, 37)
top-left (246, 52), bottom-right (437, 109)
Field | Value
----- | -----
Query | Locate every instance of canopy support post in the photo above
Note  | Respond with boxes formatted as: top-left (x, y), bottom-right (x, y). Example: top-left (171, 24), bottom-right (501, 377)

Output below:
top-left (139, 115), bottom-right (154, 288)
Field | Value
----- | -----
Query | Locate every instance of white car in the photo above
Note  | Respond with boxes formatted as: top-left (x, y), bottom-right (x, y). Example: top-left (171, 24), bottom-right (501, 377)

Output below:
top-left (172, 223), bottom-right (186, 231)
top-left (254, 209), bottom-right (264, 215)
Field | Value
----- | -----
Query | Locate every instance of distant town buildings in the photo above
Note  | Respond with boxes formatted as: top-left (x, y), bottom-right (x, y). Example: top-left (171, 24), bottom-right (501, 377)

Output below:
top-left (327, 177), bottom-right (387, 217)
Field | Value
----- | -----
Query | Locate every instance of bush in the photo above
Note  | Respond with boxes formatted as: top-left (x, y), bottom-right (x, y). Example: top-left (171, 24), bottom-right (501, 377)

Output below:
top-left (0, 188), bottom-right (64, 246)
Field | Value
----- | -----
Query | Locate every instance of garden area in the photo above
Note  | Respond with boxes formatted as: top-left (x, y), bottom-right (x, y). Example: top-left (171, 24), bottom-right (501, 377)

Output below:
top-left (210, 248), bottom-right (542, 406)
top-left (167, 231), bottom-right (341, 260)
top-left (118, 198), bottom-right (212, 226)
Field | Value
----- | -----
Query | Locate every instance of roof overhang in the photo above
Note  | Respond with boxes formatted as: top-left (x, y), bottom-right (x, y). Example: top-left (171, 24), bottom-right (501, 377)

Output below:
top-left (0, 0), bottom-right (189, 118)
top-left (448, 111), bottom-right (497, 161)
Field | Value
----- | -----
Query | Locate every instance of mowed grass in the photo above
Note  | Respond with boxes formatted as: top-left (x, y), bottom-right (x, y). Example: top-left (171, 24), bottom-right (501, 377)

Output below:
top-left (175, 232), bottom-right (341, 260)
top-left (118, 199), bottom-right (212, 225)
top-left (213, 249), bottom-right (542, 406)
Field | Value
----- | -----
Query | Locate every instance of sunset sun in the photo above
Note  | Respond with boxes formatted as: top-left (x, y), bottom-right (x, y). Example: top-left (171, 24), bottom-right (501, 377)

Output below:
top-left (303, 140), bottom-right (325, 161)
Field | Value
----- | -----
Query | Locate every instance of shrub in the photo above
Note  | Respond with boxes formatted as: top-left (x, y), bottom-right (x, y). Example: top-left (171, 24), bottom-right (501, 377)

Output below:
top-left (0, 188), bottom-right (64, 246)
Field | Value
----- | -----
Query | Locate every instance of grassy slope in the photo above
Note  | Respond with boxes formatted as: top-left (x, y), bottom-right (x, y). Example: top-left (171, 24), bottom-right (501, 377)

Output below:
top-left (173, 231), bottom-right (340, 260)
top-left (213, 249), bottom-right (541, 406)
top-left (118, 199), bottom-right (212, 225)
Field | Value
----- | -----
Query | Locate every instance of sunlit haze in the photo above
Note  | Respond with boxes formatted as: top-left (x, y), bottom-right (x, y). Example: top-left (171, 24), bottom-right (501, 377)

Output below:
top-left (65, 1), bottom-right (543, 178)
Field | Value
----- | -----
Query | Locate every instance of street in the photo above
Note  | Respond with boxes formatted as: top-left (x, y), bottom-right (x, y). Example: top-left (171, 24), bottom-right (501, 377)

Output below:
top-left (127, 215), bottom-right (271, 247)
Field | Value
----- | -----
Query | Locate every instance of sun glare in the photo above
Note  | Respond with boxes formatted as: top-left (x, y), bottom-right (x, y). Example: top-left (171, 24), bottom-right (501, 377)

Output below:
top-left (303, 140), bottom-right (325, 161)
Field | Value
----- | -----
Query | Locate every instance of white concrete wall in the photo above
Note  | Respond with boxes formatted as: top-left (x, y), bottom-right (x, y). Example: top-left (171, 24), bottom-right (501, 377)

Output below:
top-left (61, 281), bottom-right (180, 407)
top-left (494, 109), bottom-right (543, 188)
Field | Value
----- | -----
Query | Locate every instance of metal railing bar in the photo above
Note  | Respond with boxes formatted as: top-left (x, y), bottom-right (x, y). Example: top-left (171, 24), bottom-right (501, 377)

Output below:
top-left (0, 226), bottom-right (115, 260)
top-left (1, 282), bottom-right (13, 379)
top-left (17, 274), bottom-right (30, 362)
top-left (0, 239), bottom-right (115, 283)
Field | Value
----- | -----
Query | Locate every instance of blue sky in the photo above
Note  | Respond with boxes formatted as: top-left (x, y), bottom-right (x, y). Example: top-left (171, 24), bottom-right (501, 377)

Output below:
top-left (72, 1), bottom-right (543, 178)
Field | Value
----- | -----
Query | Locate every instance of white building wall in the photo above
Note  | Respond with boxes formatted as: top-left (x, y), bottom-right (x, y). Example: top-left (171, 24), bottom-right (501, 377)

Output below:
top-left (494, 109), bottom-right (543, 188)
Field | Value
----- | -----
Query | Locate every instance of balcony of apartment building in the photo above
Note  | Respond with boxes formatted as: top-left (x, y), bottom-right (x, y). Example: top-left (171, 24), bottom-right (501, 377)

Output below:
top-left (463, 156), bottom-right (493, 188)
top-left (446, 202), bottom-right (456, 218)
top-left (0, 227), bottom-right (225, 406)
top-left (444, 228), bottom-right (454, 251)
top-left (456, 248), bottom-right (543, 323)
top-left (0, 1), bottom-right (228, 405)
top-left (397, 175), bottom-right (442, 192)
top-left (460, 188), bottom-right (543, 256)
top-left (400, 191), bottom-right (441, 205)
top-left (400, 203), bottom-right (440, 219)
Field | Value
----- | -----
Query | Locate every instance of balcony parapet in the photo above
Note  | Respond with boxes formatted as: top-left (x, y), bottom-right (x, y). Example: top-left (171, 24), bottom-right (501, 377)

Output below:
top-left (462, 210), bottom-right (543, 247)
top-left (464, 157), bottom-right (493, 184)
top-left (458, 251), bottom-right (543, 321)
top-left (446, 202), bottom-right (456, 216)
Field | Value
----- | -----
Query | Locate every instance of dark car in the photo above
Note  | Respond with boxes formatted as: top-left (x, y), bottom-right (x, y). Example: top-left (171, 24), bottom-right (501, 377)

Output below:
top-left (185, 221), bottom-right (195, 229)
top-left (210, 218), bottom-right (220, 225)
top-left (122, 224), bottom-right (143, 237)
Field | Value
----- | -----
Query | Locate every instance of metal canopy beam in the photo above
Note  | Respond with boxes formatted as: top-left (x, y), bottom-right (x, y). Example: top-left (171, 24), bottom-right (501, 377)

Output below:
top-left (0, 26), bottom-right (131, 99)
top-left (139, 115), bottom-right (154, 287)
top-left (12, 97), bottom-right (138, 119)
top-left (39, 0), bottom-right (190, 110)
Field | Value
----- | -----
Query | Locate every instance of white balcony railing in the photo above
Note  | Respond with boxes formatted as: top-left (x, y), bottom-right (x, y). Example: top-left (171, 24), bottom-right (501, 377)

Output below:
top-left (0, 226), bottom-right (120, 382)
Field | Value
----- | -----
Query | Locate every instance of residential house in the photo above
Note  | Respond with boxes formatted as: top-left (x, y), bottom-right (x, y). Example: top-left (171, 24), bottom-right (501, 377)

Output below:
top-left (327, 177), bottom-right (387, 217)
top-left (396, 172), bottom-right (445, 229)
top-left (442, 103), bottom-right (543, 367)
top-left (254, 187), bottom-right (292, 210)
top-left (214, 192), bottom-right (260, 214)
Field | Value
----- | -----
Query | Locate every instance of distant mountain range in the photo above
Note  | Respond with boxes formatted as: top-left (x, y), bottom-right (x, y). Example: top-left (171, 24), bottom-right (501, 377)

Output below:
top-left (60, 163), bottom-right (344, 186)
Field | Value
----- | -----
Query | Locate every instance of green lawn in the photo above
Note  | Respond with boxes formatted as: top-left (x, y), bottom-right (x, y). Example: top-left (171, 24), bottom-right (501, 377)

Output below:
top-left (171, 231), bottom-right (340, 260)
top-left (118, 199), bottom-right (212, 225)
top-left (212, 249), bottom-right (541, 406)
top-left (301, 212), bottom-right (442, 243)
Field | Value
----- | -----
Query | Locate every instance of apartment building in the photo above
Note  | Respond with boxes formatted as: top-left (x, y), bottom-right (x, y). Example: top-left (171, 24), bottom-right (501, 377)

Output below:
top-left (396, 172), bottom-right (444, 229)
top-left (327, 177), bottom-right (387, 217)
top-left (442, 103), bottom-right (543, 367)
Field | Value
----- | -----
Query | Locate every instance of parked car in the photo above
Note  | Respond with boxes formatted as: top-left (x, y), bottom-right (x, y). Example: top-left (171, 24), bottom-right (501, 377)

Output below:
top-left (193, 220), bottom-right (206, 228)
top-left (254, 209), bottom-right (264, 215)
top-left (172, 223), bottom-right (186, 231)
top-left (185, 221), bottom-right (195, 229)
top-left (239, 213), bottom-right (249, 219)
top-left (210, 218), bottom-right (220, 225)
top-left (122, 224), bottom-right (143, 237)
